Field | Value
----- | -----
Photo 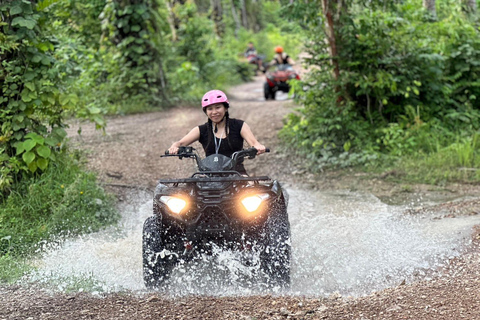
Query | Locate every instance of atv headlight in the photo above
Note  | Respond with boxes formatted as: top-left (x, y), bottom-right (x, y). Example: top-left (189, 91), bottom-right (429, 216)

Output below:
top-left (241, 193), bottom-right (270, 213)
top-left (160, 196), bottom-right (187, 214)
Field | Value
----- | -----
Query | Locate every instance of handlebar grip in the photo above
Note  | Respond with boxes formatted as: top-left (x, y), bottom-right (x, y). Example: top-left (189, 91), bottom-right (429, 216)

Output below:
top-left (165, 150), bottom-right (170, 155)
top-left (265, 148), bottom-right (270, 153)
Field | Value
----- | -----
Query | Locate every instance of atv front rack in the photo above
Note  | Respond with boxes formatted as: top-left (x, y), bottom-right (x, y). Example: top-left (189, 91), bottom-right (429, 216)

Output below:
top-left (159, 171), bottom-right (271, 184)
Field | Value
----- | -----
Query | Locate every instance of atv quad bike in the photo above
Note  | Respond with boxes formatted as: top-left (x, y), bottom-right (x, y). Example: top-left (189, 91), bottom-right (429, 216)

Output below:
top-left (245, 52), bottom-right (267, 76)
top-left (264, 64), bottom-right (300, 100)
top-left (143, 147), bottom-right (290, 289)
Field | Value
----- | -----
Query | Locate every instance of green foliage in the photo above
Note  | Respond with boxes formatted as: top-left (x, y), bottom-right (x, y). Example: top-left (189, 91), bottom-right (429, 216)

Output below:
top-left (281, 0), bottom-right (480, 179)
top-left (0, 0), bottom-right (70, 191)
top-left (0, 253), bottom-right (30, 283)
top-left (383, 132), bottom-right (480, 185)
top-left (0, 151), bottom-right (118, 257)
top-left (100, 0), bottom-right (171, 107)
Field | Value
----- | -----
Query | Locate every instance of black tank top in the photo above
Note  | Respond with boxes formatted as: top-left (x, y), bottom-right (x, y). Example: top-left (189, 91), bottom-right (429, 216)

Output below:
top-left (198, 118), bottom-right (244, 157)
top-left (198, 118), bottom-right (247, 173)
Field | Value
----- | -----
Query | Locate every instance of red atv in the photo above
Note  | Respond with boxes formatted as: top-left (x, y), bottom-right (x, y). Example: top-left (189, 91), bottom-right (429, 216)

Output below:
top-left (264, 64), bottom-right (300, 100)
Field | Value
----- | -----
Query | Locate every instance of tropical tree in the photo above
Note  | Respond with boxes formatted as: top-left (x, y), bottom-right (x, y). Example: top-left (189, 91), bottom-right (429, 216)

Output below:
top-left (423, 0), bottom-right (436, 18)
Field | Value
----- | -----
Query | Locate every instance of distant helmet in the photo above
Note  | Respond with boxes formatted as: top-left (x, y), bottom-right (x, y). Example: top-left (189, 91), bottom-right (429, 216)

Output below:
top-left (201, 90), bottom-right (229, 109)
top-left (275, 46), bottom-right (284, 53)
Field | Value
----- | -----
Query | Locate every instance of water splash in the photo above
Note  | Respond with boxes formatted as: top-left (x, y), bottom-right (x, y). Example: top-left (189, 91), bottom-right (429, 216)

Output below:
top-left (26, 188), bottom-right (480, 297)
top-left (289, 189), bottom-right (480, 296)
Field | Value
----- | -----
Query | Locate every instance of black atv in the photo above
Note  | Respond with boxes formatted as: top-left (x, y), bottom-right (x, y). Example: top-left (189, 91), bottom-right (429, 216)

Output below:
top-left (143, 146), bottom-right (290, 289)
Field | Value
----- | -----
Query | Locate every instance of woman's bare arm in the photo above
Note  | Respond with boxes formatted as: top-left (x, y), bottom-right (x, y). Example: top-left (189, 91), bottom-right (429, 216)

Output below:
top-left (240, 122), bottom-right (266, 154)
top-left (168, 127), bottom-right (200, 154)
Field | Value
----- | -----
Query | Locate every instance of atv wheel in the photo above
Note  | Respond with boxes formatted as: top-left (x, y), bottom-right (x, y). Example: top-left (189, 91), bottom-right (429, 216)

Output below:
top-left (142, 216), bottom-right (178, 289)
top-left (260, 205), bottom-right (291, 288)
top-left (264, 82), bottom-right (272, 100)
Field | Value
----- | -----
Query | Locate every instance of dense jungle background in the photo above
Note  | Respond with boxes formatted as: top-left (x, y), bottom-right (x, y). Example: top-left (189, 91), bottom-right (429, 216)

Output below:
top-left (1, 1), bottom-right (480, 318)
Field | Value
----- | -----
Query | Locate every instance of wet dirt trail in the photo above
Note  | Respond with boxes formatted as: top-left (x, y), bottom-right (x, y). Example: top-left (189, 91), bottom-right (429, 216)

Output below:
top-left (1, 75), bottom-right (480, 319)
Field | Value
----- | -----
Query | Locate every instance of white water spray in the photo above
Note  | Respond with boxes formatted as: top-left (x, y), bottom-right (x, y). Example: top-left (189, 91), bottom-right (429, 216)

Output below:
top-left (27, 188), bottom-right (480, 297)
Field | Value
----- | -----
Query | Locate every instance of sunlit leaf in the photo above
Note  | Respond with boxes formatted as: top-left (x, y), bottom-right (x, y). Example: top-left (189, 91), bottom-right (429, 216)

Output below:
top-left (36, 145), bottom-right (51, 158)
top-left (23, 151), bottom-right (35, 164)
top-left (23, 139), bottom-right (36, 152)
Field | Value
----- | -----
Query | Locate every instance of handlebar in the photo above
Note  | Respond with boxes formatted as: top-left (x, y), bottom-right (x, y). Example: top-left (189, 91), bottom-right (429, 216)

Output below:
top-left (163, 146), bottom-right (270, 161)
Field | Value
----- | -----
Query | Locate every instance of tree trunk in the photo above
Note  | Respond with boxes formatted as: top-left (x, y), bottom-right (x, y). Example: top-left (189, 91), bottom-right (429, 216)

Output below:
top-left (321, 0), bottom-right (340, 82)
top-left (165, 0), bottom-right (178, 41)
top-left (462, 0), bottom-right (477, 16)
top-left (230, 0), bottom-right (241, 38)
top-left (423, 0), bottom-right (436, 18)
top-left (240, 0), bottom-right (248, 29)
top-left (210, 0), bottom-right (224, 37)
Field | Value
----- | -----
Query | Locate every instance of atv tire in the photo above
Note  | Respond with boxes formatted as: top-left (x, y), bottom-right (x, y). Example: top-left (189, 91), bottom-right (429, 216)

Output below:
top-left (264, 82), bottom-right (275, 100)
top-left (260, 204), bottom-right (291, 288)
top-left (142, 216), bottom-right (178, 289)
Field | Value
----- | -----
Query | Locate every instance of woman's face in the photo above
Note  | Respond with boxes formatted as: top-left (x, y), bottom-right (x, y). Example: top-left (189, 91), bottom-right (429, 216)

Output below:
top-left (205, 103), bottom-right (226, 124)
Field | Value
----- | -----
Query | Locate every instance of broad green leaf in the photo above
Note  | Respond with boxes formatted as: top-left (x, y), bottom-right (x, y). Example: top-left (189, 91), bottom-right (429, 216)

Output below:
top-left (24, 82), bottom-right (35, 91)
top-left (135, 6), bottom-right (146, 14)
top-left (44, 137), bottom-right (56, 146)
top-left (20, 1), bottom-right (34, 14)
top-left (23, 139), bottom-right (36, 152)
top-left (52, 127), bottom-right (67, 139)
top-left (27, 161), bottom-right (37, 173)
top-left (59, 94), bottom-right (69, 106)
top-left (92, 115), bottom-right (105, 127)
top-left (14, 114), bottom-right (24, 122)
top-left (14, 131), bottom-right (23, 140)
top-left (24, 72), bottom-right (35, 81)
top-left (11, 17), bottom-right (36, 29)
top-left (68, 94), bottom-right (79, 105)
top-left (23, 151), bottom-right (35, 164)
top-left (36, 145), bottom-right (51, 158)
top-left (36, 158), bottom-right (48, 170)
top-left (10, 5), bottom-right (22, 15)
top-left (88, 106), bottom-right (101, 114)
top-left (15, 142), bottom-right (25, 155)
top-left (41, 56), bottom-right (51, 66)
top-left (25, 132), bottom-right (44, 144)
top-left (12, 123), bottom-right (21, 131)
top-left (132, 46), bottom-right (144, 54)
top-left (21, 90), bottom-right (32, 102)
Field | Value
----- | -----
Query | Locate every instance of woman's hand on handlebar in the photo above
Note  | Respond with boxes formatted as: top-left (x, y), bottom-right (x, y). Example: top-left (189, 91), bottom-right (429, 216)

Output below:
top-left (253, 144), bottom-right (266, 154)
top-left (168, 143), bottom-right (180, 155)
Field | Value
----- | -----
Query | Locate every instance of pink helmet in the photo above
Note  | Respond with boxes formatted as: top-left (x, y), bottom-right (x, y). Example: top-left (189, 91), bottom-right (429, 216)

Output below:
top-left (201, 90), bottom-right (229, 109)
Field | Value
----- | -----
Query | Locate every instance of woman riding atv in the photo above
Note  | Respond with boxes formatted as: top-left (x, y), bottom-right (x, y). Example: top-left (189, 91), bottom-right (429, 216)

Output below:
top-left (268, 46), bottom-right (295, 67)
top-left (168, 90), bottom-right (266, 175)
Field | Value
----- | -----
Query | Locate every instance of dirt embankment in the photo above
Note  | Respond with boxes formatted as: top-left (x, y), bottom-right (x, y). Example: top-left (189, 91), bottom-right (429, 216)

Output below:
top-left (1, 75), bottom-right (480, 319)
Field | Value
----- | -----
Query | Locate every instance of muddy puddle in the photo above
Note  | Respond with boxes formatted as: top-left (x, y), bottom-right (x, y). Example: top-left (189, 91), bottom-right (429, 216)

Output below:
top-left (26, 188), bottom-right (480, 297)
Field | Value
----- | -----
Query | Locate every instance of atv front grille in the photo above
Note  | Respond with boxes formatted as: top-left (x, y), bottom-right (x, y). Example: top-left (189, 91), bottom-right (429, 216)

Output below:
top-left (196, 184), bottom-right (233, 205)
top-left (197, 208), bottom-right (230, 232)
